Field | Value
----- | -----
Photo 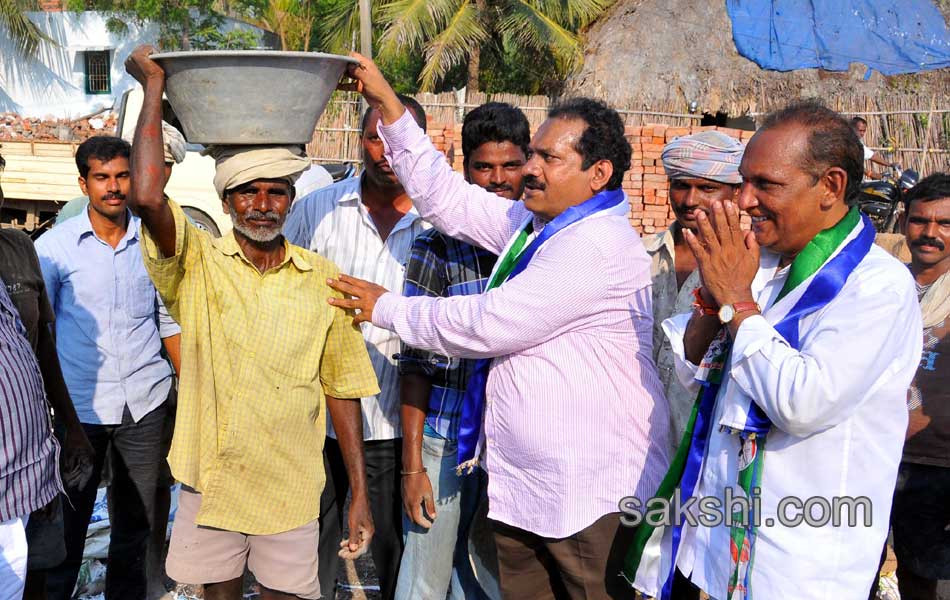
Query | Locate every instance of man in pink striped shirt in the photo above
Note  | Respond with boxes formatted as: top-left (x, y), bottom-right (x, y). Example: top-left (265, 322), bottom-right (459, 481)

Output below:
top-left (330, 56), bottom-right (671, 599)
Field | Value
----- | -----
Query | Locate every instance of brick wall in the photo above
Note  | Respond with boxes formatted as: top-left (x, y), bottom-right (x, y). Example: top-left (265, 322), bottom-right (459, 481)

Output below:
top-left (427, 121), bottom-right (754, 236)
top-left (1, 112), bottom-right (752, 236)
top-left (626, 124), bottom-right (755, 234)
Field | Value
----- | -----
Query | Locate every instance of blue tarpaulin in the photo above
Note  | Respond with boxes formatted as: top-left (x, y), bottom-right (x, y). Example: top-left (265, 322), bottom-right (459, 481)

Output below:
top-left (725, 0), bottom-right (950, 75)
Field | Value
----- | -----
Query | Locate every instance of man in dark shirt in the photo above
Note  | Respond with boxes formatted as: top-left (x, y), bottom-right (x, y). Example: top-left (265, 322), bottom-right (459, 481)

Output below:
top-left (891, 173), bottom-right (950, 600)
top-left (0, 154), bottom-right (94, 599)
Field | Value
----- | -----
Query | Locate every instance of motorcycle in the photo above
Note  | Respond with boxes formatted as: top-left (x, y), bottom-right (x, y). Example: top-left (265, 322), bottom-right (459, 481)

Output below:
top-left (855, 165), bottom-right (919, 233)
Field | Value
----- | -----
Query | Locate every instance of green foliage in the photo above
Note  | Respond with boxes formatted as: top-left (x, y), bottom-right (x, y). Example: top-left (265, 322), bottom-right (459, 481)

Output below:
top-left (377, 51), bottom-right (426, 94)
top-left (65, 0), bottom-right (260, 50)
top-left (319, 0), bottom-right (613, 93)
top-left (190, 19), bottom-right (259, 48)
top-left (232, 0), bottom-right (319, 51)
top-left (315, 0), bottom-right (368, 53)
top-left (478, 31), bottom-right (561, 94)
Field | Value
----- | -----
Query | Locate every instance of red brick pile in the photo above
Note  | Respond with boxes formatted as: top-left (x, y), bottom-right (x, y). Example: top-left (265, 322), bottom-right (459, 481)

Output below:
top-left (0, 113), bottom-right (118, 142)
top-left (625, 124), bottom-right (755, 234)
top-left (428, 121), bottom-right (754, 236)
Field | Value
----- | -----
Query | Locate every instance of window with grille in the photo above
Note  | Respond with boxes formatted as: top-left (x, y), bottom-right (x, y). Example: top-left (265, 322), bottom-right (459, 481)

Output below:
top-left (84, 51), bottom-right (111, 95)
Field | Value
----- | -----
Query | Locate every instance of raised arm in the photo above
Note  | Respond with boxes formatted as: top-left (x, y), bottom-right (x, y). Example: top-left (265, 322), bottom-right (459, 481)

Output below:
top-left (125, 45), bottom-right (176, 258)
top-left (340, 54), bottom-right (525, 254)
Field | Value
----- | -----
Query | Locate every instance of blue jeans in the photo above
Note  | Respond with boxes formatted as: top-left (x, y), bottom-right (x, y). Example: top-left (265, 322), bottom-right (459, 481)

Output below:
top-left (395, 434), bottom-right (490, 600)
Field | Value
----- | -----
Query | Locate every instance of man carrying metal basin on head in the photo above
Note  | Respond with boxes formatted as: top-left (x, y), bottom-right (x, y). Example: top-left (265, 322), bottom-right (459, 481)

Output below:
top-left (123, 45), bottom-right (380, 600)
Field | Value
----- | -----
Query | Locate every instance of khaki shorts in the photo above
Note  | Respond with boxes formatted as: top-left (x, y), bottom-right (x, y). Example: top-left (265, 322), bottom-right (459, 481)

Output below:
top-left (166, 487), bottom-right (321, 599)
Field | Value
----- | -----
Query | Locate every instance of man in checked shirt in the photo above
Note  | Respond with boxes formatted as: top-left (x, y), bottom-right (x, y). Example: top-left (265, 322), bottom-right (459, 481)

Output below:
top-left (395, 102), bottom-right (530, 600)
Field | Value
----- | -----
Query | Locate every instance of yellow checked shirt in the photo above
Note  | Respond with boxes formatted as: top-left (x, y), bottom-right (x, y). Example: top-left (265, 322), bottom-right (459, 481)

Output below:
top-left (140, 201), bottom-right (379, 535)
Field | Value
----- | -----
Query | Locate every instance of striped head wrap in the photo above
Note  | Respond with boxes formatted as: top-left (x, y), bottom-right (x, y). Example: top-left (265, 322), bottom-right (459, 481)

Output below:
top-left (661, 131), bottom-right (744, 185)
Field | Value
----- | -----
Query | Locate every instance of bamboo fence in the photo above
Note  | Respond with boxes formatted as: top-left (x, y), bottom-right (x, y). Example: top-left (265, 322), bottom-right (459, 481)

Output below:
top-left (307, 90), bottom-right (950, 176)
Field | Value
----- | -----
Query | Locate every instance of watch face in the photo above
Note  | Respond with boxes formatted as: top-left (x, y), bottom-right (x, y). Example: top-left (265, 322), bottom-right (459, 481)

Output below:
top-left (718, 304), bottom-right (735, 323)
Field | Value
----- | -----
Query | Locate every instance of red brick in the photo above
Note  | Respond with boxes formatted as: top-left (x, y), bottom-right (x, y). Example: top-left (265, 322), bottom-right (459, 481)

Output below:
top-left (666, 127), bottom-right (690, 139)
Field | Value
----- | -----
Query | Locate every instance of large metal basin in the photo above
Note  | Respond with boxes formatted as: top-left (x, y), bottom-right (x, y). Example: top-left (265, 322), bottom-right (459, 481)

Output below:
top-left (150, 51), bottom-right (358, 145)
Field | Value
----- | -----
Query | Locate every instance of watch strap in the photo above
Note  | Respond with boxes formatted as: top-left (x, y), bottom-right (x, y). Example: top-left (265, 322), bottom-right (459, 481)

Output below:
top-left (732, 301), bottom-right (760, 315)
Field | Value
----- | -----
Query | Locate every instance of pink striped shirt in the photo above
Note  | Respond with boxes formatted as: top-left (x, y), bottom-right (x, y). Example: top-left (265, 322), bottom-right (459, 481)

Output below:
top-left (374, 111), bottom-right (671, 537)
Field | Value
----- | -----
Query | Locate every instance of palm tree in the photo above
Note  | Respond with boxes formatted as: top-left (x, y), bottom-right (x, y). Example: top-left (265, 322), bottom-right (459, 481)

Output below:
top-left (0, 0), bottom-right (51, 56)
top-left (248, 0), bottom-right (317, 50)
top-left (324, 0), bottom-right (612, 92)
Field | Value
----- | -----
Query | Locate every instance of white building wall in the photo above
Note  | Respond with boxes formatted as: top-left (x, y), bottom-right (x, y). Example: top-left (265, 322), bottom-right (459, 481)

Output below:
top-left (0, 12), bottom-right (272, 118)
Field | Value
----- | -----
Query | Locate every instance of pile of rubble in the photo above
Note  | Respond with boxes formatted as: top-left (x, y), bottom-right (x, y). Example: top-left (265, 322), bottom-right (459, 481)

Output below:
top-left (0, 112), bottom-right (118, 142)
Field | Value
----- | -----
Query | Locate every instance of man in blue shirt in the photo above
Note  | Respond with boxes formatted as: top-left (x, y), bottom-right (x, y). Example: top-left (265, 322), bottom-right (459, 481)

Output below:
top-left (395, 103), bottom-right (529, 600)
top-left (36, 136), bottom-right (181, 600)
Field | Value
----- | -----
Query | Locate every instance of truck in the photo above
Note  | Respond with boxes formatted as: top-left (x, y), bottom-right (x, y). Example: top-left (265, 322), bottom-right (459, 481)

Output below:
top-left (1, 87), bottom-right (231, 236)
top-left (0, 86), bottom-right (355, 236)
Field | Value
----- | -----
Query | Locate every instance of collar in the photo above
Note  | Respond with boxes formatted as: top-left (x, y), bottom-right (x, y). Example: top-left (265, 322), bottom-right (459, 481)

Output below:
top-left (76, 204), bottom-right (138, 246)
top-left (334, 175), bottom-right (364, 204)
top-left (345, 175), bottom-right (424, 237)
top-left (349, 174), bottom-right (423, 217)
top-left (211, 232), bottom-right (313, 272)
top-left (643, 222), bottom-right (679, 256)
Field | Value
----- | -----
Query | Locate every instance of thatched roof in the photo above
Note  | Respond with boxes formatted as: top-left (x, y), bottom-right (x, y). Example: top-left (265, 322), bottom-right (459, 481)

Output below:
top-left (567, 0), bottom-right (950, 115)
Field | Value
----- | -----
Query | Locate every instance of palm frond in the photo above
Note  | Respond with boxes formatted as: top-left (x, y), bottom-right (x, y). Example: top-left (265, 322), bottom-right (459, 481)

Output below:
top-left (0, 0), bottom-right (53, 56)
top-left (524, 0), bottom-right (613, 28)
top-left (320, 0), bottom-right (363, 53)
top-left (377, 0), bottom-right (459, 56)
top-left (498, 0), bottom-right (582, 72)
top-left (418, 0), bottom-right (486, 91)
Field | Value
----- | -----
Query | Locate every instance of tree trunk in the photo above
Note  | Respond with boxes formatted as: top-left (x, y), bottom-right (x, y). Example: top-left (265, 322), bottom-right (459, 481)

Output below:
top-left (181, 6), bottom-right (191, 50)
top-left (303, 0), bottom-right (312, 50)
top-left (467, 0), bottom-right (487, 92)
top-left (467, 45), bottom-right (480, 93)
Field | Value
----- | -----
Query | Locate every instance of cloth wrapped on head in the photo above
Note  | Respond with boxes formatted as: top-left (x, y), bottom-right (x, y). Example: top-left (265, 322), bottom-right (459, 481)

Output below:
top-left (122, 120), bottom-right (187, 164)
top-left (661, 131), bottom-right (744, 185)
top-left (205, 145), bottom-right (311, 199)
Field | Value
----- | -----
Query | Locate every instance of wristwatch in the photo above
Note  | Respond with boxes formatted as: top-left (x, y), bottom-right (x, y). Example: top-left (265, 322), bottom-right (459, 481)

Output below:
top-left (717, 302), bottom-right (761, 324)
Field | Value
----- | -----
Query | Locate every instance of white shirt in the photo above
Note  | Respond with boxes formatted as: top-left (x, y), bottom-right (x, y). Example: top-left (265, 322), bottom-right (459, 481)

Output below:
top-left (293, 165), bottom-right (334, 198)
top-left (862, 142), bottom-right (875, 161)
top-left (283, 176), bottom-right (429, 440)
top-left (654, 242), bottom-right (921, 600)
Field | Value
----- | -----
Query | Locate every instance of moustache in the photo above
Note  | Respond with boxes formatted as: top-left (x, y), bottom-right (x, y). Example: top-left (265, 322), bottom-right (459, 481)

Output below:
top-left (912, 237), bottom-right (945, 251)
top-left (524, 176), bottom-right (546, 191)
top-left (485, 183), bottom-right (513, 193)
top-left (244, 210), bottom-right (280, 223)
top-left (102, 193), bottom-right (126, 201)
